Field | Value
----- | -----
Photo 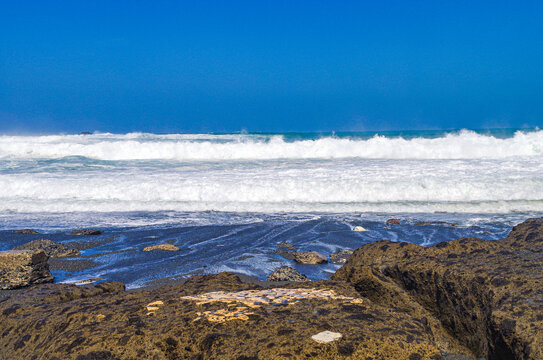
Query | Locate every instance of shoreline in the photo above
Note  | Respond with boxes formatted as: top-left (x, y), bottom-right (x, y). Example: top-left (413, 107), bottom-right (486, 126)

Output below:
top-left (1, 218), bottom-right (542, 359)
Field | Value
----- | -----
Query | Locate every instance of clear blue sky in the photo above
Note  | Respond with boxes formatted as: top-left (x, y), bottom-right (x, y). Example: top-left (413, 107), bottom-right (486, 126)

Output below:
top-left (1, 1), bottom-right (542, 133)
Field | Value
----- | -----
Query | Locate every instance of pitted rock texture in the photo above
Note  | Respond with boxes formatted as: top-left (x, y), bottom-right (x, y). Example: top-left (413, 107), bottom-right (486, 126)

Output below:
top-left (0, 250), bottom-right (54, 289)
top-left (0, 273), bottom-right (467, 359)
top-left (334, 217), bottom-right (543, 360)
top-left (14, 239), bottom-right (80, 258)
top-left (267, 266), bottom-right (309, 282)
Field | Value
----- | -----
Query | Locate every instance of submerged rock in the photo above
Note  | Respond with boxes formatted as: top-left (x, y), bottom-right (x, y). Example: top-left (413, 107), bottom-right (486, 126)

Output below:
top-left (143, 243), bottom-right (180, 252)
top-left (293, 251), bottom-right (327, 264)
top-left (329, 249), bottom-right (354, 264)
top-left (70, 229), bottom-right (104, 235)
top-left (8, 229), bottom-right (40, 234)
top-left (334, 217), bottom-right (543, 360)
top-left (415, 221), bottom-right (457, 226)
top-left (267, 266), bottom-right (308, 282)
top-left (14, 239), bottom-right (80, 258)
top-left (385, 219), bottom-right (401, 225)
top-left (0, 250), bottom-right (53, 289)
top-left (276, 250), bottom-right (328, 264)
top-left (277, 242), bottom-right (294, 248)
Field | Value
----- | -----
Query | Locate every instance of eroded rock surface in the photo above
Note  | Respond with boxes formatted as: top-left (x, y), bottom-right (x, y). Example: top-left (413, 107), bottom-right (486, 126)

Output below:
top-left (267, 266), bottom-right (308, 282)
top-left (0, 273), bottom-right (465, 359)
top-left (0, 250), bottom-right (53, 289)
top-left (334, 218), bottom-right (543, 360)
top-left (14, 239), bottom-right (80, 258)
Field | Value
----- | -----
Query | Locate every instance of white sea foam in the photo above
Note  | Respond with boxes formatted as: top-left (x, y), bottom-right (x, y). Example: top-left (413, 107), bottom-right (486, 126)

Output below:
top-left (0, 129), bottom-right (541, 160)
top-left (0, 130), bottom-right (542, 214)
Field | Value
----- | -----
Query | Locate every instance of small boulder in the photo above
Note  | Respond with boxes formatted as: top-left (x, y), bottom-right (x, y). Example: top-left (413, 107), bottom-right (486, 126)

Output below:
top-left (267, 266), bottom-right (309, 282)
top-left (143, 244), bottom-right (180, 252)
top-left (330, 249), bottom-right (354, 265)
top-left (0, 250), bottom-right (54, 289)
top-left (353, 226), bottom-right (367, 232)
top-left (386, 219), bottom-right (401, 225)
top-left (8, 229), bottom-right (40, 235)
top-left (70, 229), bottom-right (103, 236)
top-left (294, 251), bottom-right (328, 264)
top-left (14, 239), bottom-right (80, 258)
top-left (275, 250), bottom-right (328, 264)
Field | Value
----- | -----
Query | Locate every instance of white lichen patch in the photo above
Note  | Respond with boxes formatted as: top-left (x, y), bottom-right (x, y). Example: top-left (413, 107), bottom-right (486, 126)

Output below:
top-left (145, 300), bottom-right (165, 314)
top-left (181, 288), bottom-right (363, 322)
top-left (311, 331), bottom-right (342, 343)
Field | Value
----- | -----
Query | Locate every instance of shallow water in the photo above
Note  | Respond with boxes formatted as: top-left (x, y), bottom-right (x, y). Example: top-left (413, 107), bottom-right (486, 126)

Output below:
top-left (1, 129), bottom-right (541, 288)
top-left (0, 211), bottom-right (535, 289)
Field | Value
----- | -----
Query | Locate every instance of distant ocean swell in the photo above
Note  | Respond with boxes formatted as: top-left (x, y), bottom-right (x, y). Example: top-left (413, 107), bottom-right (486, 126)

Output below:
top-left (0, 129), bottom-right (542, 213)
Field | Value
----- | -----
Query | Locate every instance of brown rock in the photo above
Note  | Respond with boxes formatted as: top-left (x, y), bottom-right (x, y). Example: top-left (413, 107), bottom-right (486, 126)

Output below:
top-left (14, 239), bottom-right (80, 258)
top-left (275, 250), bottom-right (328, 264)
top-left (329, 249), bottom-right (353, 264)
top-left (267, 266), bottom-right (308, 282)
top-left (0, 250), bottom-right (54, 289)
top-left (70, 229), bottom-right (103, 235)
top-left (334, 217), bottom-right (543, 360)
top-left (277, 242), bottom-right (294, 248)
top-left (143, 244), bottom-right (180, 252)
top-left (385, 219), bottom-right (401, 225)
top-left (8, 229), bottom-right (40, 234)
top-left (293, 251), bottom-right (327, 264)
top-left (0, 273), bottom-right (450, 359)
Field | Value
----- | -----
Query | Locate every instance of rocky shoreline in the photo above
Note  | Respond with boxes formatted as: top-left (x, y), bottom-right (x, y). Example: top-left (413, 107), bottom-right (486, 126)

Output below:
top-left (0, 219), bottom-right (542, 359)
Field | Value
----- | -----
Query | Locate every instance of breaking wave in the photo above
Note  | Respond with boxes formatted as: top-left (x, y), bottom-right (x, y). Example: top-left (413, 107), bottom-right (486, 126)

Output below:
top-left (0, 129), bottom-right (541, 161)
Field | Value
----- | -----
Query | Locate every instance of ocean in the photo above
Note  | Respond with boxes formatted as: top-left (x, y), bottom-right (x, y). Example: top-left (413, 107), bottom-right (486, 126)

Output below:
top-left (0, 128), bottom-right (542, 288)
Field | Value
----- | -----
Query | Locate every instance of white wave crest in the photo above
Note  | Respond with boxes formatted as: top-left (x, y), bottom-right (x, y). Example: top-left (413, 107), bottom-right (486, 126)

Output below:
top-left (0, 130), bottom-right (542, 160)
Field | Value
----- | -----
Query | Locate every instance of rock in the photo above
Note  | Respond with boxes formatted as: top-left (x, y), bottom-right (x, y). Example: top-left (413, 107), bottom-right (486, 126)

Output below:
top-left (0, 250), bottom-right (54, 289)
top-left (353, 225), bottom-right (367, 231)
top-left (311, 331), bottom-right (342, 343)
top-left (143, 244), bottom-right (180, 252)
top-left (275, 250), bottom-right (328, 264)
top-left (277, 242), bottom-right (294, 248)
top-left (267, 266), bottom-right (308, 282)
top-left (333, 218), bottom-right (543, 360)
top-left (0, 273), bottom-right (454, 359)
top-left (8, 229), bottom-right (39, 234)
top-left (329, 249), bottom-right (353, 264)
top-left (274, 249), bottom-right (297, 260)
top-left (415, 221), bottom-right (457, 226)
top-left (386, 219), bottom-right (400, 225)
top-left (14, 239), bottom-right (80, 258)
top-left (294, 251), bottom-right (328, 264)
top-left (70, 229), bottom-right (103, 235)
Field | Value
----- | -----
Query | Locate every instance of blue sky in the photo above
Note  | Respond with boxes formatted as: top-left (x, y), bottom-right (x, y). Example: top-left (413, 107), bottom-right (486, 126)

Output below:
top-left (1, 1), bottom-right (542, 133)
